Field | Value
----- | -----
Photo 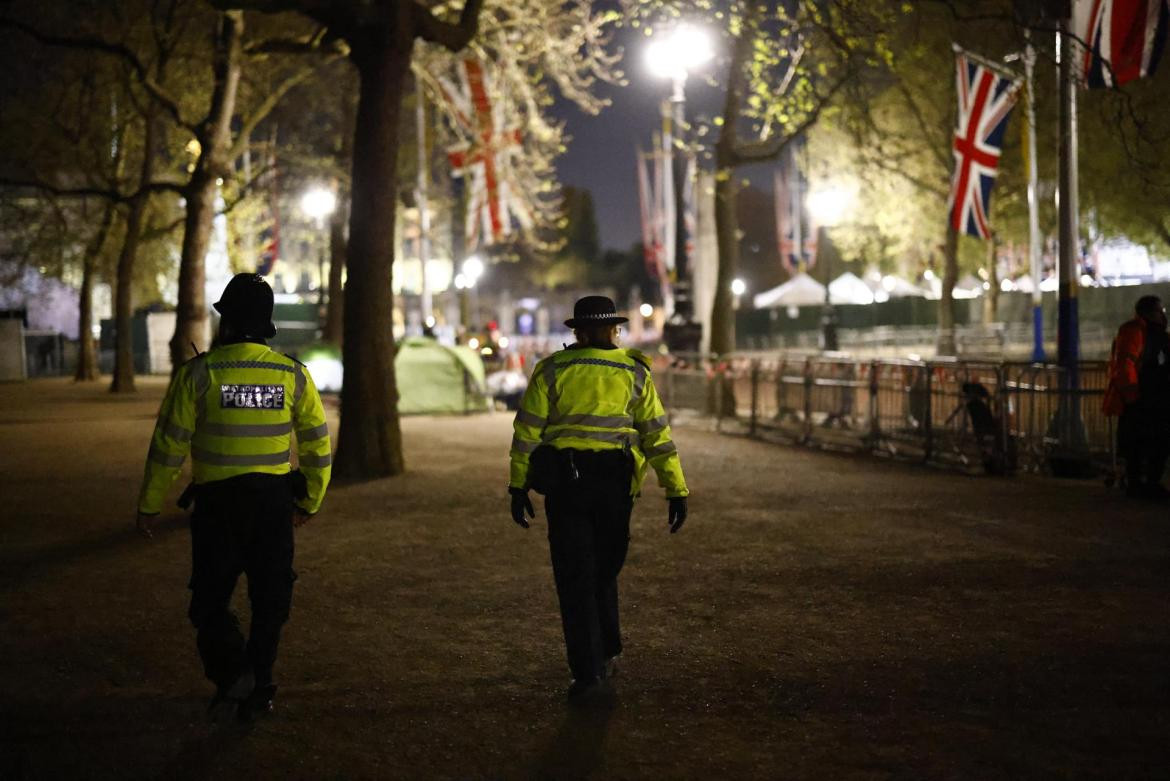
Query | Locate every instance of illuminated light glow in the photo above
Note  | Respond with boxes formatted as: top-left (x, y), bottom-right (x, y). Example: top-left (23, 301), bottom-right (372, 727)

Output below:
top-left (462, 255), bottom-right (485, 282)
top-left (923, 269), bottom-right (936, 281)
top-left (498, 336), bottom-right (510, 349)
top-left (1000, 279), bottom-right (1014, 292)
top-left (882, 276), bottom-right (897, 292)
top-left (730, 278), bottom-right (747, 296)
top-left (425, 316), bottom-right (436, 328)
top-left (639, 303), bottom-right (654, 318)
top-left (468, 337), bottom-right (480, 349)
top-left (806, 183), bottom-right (856, 227)
top-left (481, 347), bottom-right (493, 355)
top-left (645, 24), bottom-right (714, 81)
top-left (454, 273), bottom-right (468, 290)
top-left (874, 290), bottom-right (890, 303)
top-left (1080, 274), bottom-right (1093, 286)
top-left (300, 187), bottom-right (337, 221)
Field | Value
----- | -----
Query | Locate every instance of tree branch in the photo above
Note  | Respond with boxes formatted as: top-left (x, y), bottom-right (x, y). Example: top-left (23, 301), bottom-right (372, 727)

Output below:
top-left (226, 53), bottom-right (343, 163)
top-left (728, 72), bottom-right (852, 166)
top-left (412, 0), bottom-right (483, 52)
top-left (0, 16), bottom-right (194, 132)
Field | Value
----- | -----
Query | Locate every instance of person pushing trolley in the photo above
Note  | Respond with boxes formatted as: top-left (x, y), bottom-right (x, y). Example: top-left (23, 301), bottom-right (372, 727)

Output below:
top-left (135, 273), bottom-right (331, 721)
top-left (508, 295), bottom-right (689, 700)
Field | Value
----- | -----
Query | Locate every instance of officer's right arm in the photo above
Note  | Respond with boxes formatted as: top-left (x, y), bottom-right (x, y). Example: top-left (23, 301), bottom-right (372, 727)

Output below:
top-left (291, 364), bottom-right (332, 515)
top-left (509, 362), bottom-right (549, 490)
top-left (632, 371), bottom-right (689, 498)
top-left (137, 364), bottom-right (197, 515)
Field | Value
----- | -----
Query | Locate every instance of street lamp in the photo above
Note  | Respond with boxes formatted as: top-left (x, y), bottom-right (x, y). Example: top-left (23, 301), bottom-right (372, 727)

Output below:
top-left (731, 278), bottom-right (746, 310)
top-left (646, 23), bottom-right (713, 350)
top-left (457, 255), bottom-right (484, 331)
top-left (300, 186), bottom-right (337, 312)
top-left (806, 183), bottom-right (854, 352)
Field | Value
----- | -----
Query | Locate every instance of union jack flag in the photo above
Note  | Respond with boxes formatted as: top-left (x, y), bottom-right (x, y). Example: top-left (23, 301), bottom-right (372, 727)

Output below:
top-left (439, 59), bottom-right (531, 250)
top-left (1076, 0), bottom-right (1169, 87)
top-left (947, 49), bottom-right (1021, 240)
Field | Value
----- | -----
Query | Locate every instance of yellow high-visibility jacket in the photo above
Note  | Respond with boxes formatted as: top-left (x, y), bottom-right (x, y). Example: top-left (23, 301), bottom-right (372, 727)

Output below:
top-left (137, 341), bottom-right (332, 515)
top-left (509, 346), bottom-right (688, 498)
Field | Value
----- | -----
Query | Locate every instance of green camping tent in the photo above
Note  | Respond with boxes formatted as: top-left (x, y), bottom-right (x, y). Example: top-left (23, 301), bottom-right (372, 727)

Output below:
top-left (395, 336), bottom-right (491, 414)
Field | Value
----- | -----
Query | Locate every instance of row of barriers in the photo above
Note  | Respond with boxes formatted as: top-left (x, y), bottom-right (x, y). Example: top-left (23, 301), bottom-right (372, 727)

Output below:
top-left (658, 353), bottom-right (1115, 477)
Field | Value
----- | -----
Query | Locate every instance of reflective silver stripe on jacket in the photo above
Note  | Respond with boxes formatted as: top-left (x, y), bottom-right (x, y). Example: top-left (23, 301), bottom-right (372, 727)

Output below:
top-left (643, 440), bottom-right (678, 458)
top-left (296, 422), bottom-right (330, 441)
top-left (294, 364), bottom-right (306, 405)
top-left (542, 360), bottom-right (560, 418)
top-left (191, 447), bottom-right (290, 467)
top-left (634, 414), bottom-right (669, 435)
top-left (542, 427), bottom-right (631, 446)
top-left (162, 420), bottom-right (194, 442)
top-left (201, 421), bottom-right (293, 437)
top-left (207, 360), bottom-right (295, 373)
top-left (514, 409), bottom-right (546, 428)
top-left (556, 357), bottom-right (637, 372)
top-left (148, 445), bottom-right (185, 468)
top-left (299, 452), bottom-right (332, 468)
top-left (511, 436), bottom-right (538, 454)
top-left (191, 357), bottom-right (210, 424)
top-left (548, 412), bottom-right (633, 428)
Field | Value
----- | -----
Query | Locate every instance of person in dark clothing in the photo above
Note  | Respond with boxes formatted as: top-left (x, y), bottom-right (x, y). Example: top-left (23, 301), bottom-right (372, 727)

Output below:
top-left (1104, 295), bottom-right (1170, 498)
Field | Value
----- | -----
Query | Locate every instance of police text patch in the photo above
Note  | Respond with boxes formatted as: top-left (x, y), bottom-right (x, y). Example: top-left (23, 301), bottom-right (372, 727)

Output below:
top-left (220, 384), bottom-right (285, 409)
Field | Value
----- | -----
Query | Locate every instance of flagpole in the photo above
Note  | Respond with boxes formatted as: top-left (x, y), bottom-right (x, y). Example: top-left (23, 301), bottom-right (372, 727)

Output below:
top-left (1054, 12), bottom-right (1089, 469)
top-left (415, 87), bottom-right (432, 331)
top-left (1024, 32), bottom-right (1044, 362)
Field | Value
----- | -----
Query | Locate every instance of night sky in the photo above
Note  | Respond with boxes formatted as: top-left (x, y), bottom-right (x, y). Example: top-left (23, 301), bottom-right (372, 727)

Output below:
top-left (550, 27), bottom-right (727, 252)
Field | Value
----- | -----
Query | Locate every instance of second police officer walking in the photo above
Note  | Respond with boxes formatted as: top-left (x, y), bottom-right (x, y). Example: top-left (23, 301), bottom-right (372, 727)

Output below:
top-left (135, 273), bottom-right (332, 721)
top-left (508, 295), bottom-right (689, 700)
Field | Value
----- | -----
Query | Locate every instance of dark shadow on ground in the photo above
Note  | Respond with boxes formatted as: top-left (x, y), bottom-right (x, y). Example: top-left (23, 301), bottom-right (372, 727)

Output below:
top-left (527, 693), bottom-right (619, 780)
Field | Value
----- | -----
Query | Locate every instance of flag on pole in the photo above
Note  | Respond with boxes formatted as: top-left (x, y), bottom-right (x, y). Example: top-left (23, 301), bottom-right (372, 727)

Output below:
top-left (1075, 0), bottom-right (1169, 87)
top-left (440, 58), bottom-right (531, 250)
top-left (773, 144), bottom-right (816, 271)
top-left (947, 47), bottom-right (1022, 240)
top-left (773, 164), bottom-right (795, 273)
top-left (636, 148), bottom-right (662, 279)
top-left (256, 157), bottom-right (281, 276)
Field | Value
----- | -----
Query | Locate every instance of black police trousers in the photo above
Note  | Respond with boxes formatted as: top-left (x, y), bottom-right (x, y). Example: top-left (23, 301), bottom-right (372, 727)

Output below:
top-left (188, 473), bottom-right (296, 689)
top-left (1118, 403), bottom-right (1169, 486)
top-left (544, 449), bottom-right (633, 683)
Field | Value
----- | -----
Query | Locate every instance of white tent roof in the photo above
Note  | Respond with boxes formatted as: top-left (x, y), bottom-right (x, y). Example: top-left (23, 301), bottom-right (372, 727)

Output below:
top-left (828, 272), bottom-right (875, 305)
top-left (954, 273), bottom-right (984, 299)
top-left (753, 272), bottom-right (827, 308)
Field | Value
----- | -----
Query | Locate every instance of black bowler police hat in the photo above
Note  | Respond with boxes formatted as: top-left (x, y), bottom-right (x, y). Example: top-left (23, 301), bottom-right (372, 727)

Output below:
top-left (213, 273), bottom-right (277, 338)
top-left (564, 295), bottom-right (629, 329)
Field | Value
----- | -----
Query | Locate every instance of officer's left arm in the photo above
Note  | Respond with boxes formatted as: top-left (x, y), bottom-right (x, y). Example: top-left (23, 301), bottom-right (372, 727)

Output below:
top-left (291, 363), bottom-right (332, 515)
top-left (137, 363), bottom-right (197, 516)
top-left (632, 369), bottom-right (689, 499)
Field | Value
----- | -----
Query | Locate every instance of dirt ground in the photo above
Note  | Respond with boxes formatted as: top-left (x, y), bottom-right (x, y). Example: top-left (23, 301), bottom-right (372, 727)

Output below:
top-left (0, 377), bottom-right (1167, 780)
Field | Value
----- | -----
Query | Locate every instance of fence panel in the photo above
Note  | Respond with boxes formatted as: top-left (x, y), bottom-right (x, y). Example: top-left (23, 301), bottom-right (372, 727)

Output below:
top-left (659, 352), bottom-right (1114, 477)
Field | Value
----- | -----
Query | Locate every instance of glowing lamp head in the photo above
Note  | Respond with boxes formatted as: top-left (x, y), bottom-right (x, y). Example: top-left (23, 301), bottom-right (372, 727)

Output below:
top-left (639, 303), bottom-right (654, 318)
top-left (646, 24), bottom-right (714, 81)
top-left (300, 187), bottom-right (337, 222)
top-left (730, 278), bottom-right (747, 296)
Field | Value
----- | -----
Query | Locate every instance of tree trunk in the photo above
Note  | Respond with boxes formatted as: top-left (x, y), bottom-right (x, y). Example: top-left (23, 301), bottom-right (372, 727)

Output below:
top-left (983, 233), bottom-right (999, 324)
top-left (76, 256), bottom-right (99, 381)
top-left (170, 11), bottom-right (243, 371)
top-left (709, 170), bottom-right (738, 356)
top-left (75, 201), bottom-right (116, 382)
top-left (937, 223), bottom-right (958, 357)
top-left (333, 40), bottom-right (410, 479)
top-left (323, 194), bottom-right (347, 345)
top-left (110, 116), bottom-right (161, 393)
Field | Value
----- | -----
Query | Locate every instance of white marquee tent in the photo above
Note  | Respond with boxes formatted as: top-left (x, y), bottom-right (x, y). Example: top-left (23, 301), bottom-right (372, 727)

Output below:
top-left (753, 272), bottom-right (827, 308)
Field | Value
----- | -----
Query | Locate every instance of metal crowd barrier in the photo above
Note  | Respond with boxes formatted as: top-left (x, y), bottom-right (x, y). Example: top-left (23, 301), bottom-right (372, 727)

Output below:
top-left (659, 353), bottom-right (1114, 476)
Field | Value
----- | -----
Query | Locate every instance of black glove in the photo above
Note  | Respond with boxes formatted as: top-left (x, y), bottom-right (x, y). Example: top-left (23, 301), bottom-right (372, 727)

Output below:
top-left (510, 487), bottom-right (535, 528)
top-left (668, 496), bottom-right (688, 534)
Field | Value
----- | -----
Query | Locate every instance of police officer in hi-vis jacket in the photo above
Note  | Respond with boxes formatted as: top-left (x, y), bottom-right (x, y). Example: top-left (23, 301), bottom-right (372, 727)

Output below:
top-left (508, 295), bottom-right (689, 700)
top-left (136, 273), bottom-right (331, 720)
